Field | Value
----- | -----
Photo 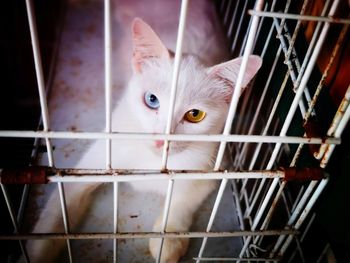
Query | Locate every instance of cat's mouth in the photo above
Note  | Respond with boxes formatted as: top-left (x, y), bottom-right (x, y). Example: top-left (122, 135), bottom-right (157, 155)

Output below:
top-left (151, 140), bottom-right (187, 154)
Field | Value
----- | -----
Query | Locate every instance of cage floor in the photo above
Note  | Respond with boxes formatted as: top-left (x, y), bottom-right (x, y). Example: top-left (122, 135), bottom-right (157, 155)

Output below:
top-left (24, 1), bottom-right (243, 262)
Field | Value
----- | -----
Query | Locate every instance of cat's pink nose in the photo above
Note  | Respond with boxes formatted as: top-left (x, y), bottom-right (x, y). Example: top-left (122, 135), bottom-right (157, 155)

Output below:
top-left (155, 140), bottom-right (164, 148)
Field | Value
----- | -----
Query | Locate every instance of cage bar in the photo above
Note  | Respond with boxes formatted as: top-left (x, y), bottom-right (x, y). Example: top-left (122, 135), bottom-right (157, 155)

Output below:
top-left (248, 10), bottom-right (350, 24)
top-left (197, 1), bottom-right (265, 260)
top-left (0, 228), bottom-right (297, 240)
top-left (0, 184), bottom-right (29, 263)
top-left (161, 0), bottom-right (189, 169)
top-left (104, 0), bottom-right (112, 169)
top-left (25, 0), bottom-right (74, 261)
top-left (239, 2), bottom-right (341, 256)
top-left (156, 179), bottom-right (175, 263)
top-left (0, 131), bottom-right (339, 145)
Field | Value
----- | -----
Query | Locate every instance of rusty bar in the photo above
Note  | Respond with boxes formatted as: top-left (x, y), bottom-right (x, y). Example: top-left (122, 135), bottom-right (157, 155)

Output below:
top-left (284, 0), bottom-right (310, 61)
top-left (248, 10), bottom-right (350, 24)
top-left (305, 23), bottom-right (349, 160)
top-left (193, 257), bottom-right (280, 262)
top-left (0, 166), bottom-right (47, 184)
top-left (0, 229), bottom-right (298, 240)
top-left (316, 84), bottom-right (350, 160)
top-left (282, 167), bottom-right (325, 181)
top-left (303, 117), bottom-right (324, 156)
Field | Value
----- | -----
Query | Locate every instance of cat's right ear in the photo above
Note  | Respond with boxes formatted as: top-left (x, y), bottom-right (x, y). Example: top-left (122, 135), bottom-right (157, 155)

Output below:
top-left (207, 55), bottom-right (262, 103)
top-left (131, 18), bottom-right (170, 73)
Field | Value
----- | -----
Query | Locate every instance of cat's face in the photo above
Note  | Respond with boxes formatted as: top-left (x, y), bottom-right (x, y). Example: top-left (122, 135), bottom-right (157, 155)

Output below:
top-left (125, 18), bottom-right (262, 154)
top-left (126, 56), bottom-right (231, 153)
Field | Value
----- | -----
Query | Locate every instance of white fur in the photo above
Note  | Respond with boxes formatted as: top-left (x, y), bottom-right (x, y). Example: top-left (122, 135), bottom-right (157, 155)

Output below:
top-left (24, 0), bottom-right (262, 262)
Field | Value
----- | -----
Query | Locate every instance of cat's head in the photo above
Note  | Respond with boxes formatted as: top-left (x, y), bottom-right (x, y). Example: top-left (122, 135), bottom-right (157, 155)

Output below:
top-left (125, 18), bottom-right (262, 154)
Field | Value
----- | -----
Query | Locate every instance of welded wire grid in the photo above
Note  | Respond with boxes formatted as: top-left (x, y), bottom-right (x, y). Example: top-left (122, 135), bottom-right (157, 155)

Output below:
top-left (0, 0), bottom-right (350, 262)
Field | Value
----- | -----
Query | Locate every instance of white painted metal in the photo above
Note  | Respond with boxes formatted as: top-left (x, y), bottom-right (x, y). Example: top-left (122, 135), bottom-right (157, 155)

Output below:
top-left (1, 184), bottom-right (29, 263)
top-left (239, 1), bottom-right (340, 258)
top-left (104, 0), bottom-right (112, 169)
top-left (249, 10), bottom-right (350, 24)
top-left (25, 0), bottom-right (73, 261)
top-left (156, 179), bottom-right (175, 263)
top-left (197, 1), bottom-right (265, 261)
top-left (0, 130), bottom-right (339, 145)
top-left (45, 170), bottom-right (284, 185)
top-left (161, 0), bottom-right (189, 169)
top-left (1, 0), bottom-right (349, 262)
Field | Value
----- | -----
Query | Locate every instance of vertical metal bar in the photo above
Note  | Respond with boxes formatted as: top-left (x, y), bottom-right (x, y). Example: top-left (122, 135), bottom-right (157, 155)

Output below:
top-left (276, 0), bottom-right (292, 36)
top-left (231, 180), bottom-right (245, 231)
top-left (233, 75), bottom-right (253, 135)
top-left (196, 178), bottom-right (228, 262)
top-left (17, 185), bottom-right (30, 225)
top-left (316, 243), bottom-right (331, 263)
top-left (197, 2), bottom-right (264, 260)
top-left (220, 0), bottom-right (228, 14)
top-left (231, 0), bottom-right (248, 53)
top-left (113, 182), bottom-right (118, 263)
top-left (25, 0), bottom-right (54, 166)
top-left (227, 0), bottom-right (240, 38)
top-left (223, 0), bottom-right (233, 26)
top-left (273, 19), bottom-right (306, 116)
top-left (278, 179), bottom-right (329, 256)
top-left (104, 0), bottom-right (117, 261)
top-left (0, 184), bottom-right (29, 263)
top-left (294, 0), bottom-right (331, 90)
top-left (321, 100), bottom-right (350, 168)
top-left (273, 79), bottom-right (349, 257)
top-left (161, 0), bottom-right (189, 169)
top-left (104, 0), bottom-right (112, 169)
top-left (287, 213), bottom-right (316, 263)
top-left (235, 45), bottom-right (282, 169)
top-left (26, 1), bottom-right (74, 261)
top-left (244, 5), bottom-right (341, 253)
top-left (248, 71), bottom-right (290, 170)
top-left (315, 75), bottom-right (350, 160)
top-left (284, 0), bottom-right (310, 61)
top-left (156, 179), bottom-right (175, 263)
top-left (57, 182), bottom-right (73, 262)
top-left (215, 0), bottom-right (264, 171)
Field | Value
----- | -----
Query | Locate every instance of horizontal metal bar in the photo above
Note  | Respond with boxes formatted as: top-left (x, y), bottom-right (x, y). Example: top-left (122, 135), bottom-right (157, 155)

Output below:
top-left (193, 257), bottom-right (279, 262)
top-left (0, 167), bottom-right (325, 184)
top-left (0, 130), bottom-right (340, 145)
top-left (0, 229), bottom-right (298, 240)
top-left (46, 170), bottom-right (285, 182)
top-left (248, 10), bottom-right (350, 24)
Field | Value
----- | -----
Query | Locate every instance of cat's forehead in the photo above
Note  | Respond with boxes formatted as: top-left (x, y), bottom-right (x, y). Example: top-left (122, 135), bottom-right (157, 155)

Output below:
top-left (139, 56), bottom-right (219, 103)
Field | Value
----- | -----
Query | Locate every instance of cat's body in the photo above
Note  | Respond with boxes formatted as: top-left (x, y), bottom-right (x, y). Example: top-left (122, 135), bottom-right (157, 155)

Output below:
top-left (25, 0), bottom-right (261, 262)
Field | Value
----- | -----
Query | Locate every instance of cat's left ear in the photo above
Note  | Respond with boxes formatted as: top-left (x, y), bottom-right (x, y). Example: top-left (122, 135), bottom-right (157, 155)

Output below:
top-left (132, 18), bottom-right (170, 73)
top-left (207, 55), bottom-right (262, 101)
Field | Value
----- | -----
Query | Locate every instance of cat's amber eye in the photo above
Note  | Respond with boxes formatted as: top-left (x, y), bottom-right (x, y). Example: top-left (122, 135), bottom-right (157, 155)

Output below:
top-left (184, 109), bottom-right (206, 123)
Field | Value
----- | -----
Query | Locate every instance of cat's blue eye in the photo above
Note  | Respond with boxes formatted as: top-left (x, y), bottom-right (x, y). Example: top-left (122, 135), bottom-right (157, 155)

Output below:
top-left (144, 92), bottom-right (160, 109)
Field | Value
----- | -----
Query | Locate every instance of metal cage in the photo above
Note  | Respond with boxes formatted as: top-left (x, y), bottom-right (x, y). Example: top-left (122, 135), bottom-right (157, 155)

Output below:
top-left (0, 0), bottom-right (349, 262)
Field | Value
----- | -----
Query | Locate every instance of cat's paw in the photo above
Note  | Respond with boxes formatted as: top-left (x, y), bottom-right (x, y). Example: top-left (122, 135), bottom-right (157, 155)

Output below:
top-left (149, 237), bottom-right (189, 263)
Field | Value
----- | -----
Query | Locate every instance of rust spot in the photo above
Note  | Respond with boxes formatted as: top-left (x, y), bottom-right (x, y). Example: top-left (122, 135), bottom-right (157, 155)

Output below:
top-left (69, 57), bottom-right (83, 67)
top-left (70, 126), bottom-right (77, 132)
top-left (161, 168), bottom-right (169, 174)
top-left (85, 24), bottom-right (96, 35)
top-left (282, 167), bottom-right (325, 182)
top-left (0, 166), bottom-right (48, 184)
top-left (303, 117), bottom-right (323, 156)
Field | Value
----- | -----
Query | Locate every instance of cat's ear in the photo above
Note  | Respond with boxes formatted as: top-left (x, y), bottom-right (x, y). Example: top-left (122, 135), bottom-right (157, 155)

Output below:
top-left (131, 18), bottom-right (170, 73)
top-left (207, 55), bottom-right (262, 102)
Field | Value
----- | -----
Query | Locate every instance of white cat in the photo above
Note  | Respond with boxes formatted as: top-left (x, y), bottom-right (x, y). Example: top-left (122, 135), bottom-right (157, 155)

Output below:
top-left (25, 0), bottom-right (261, 262)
